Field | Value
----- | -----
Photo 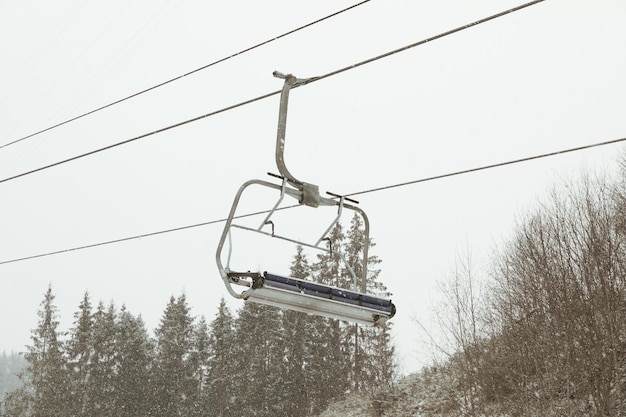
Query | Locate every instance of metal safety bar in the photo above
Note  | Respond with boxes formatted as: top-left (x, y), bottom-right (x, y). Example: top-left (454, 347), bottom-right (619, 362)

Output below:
top-left (215, 178), bottom-right (369, 298)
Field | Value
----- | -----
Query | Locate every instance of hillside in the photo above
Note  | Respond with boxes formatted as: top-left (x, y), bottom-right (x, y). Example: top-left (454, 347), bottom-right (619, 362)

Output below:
top-left (320, 170), bottom-right (626, 416)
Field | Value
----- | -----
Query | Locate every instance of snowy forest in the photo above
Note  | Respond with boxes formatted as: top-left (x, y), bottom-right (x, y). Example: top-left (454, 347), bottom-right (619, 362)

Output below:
top-left (0, 215), bottom-right (396, 417)
top-left (2, 164), bottom-right (626, 417)
top-left (320, 166), bottom-right (626, 417)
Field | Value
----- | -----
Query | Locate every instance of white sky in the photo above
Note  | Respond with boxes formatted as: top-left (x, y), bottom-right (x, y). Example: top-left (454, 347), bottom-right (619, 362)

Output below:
top-left (0, 0), bottom-right (625, 376)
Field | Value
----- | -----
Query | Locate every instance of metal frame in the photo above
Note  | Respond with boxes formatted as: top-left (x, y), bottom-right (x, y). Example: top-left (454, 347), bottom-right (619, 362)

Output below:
top-left (215, 72), bottom-right (395, 325)
top-left (215, 178), bottom-right (369, 291)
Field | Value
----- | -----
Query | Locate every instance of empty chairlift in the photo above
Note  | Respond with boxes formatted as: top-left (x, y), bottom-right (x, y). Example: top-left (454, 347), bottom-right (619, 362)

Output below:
top-left (215, 72), bottom-right (395, 326)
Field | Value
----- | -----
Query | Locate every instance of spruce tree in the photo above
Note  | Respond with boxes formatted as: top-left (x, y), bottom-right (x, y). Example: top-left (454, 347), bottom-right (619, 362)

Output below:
top-left (151, 294), bottom-right (196, 417)
top-left (345, 213), bottom-right (396, 392)
top-left (188, 316), bottom-right (210, 417)
top-left (114, 307), bottom-right (152, 417)
top-left (281, 246), bottom-right (311, 416)
top-left (310, 223), bottom-right (351, 408)
top-left (25, 285), bottom-right (70, 417)
top-left (308, 216), bottom-right (396, 401)
top-left (86, 301), bottom-right (118, 417)
top-left (66, 292), bottom-right (94, 417)
top-left (231, 301), bottom-right (285, 417)
top-left (205, 299), bottom-right (235, 417)
top-left (2, 386), bottom-right (31, 417)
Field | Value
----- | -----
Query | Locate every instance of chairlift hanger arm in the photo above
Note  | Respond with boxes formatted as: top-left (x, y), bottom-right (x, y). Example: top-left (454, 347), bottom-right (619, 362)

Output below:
top-left (273, 71), bottom-right (325, 208)
top-left (273, 72), bottom-right (302, 186)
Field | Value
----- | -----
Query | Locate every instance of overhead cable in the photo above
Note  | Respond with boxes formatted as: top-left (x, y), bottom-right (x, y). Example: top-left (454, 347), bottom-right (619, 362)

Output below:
top-left (1, 133), bottom-right (623, 266)
top-left (0, 0), bottom-right (545, 186)
top-left (301, 0), bottom-right (545, 86)
top-left (0, 205), bottom-right (298, 266)
top-left (0, 0), bottom-right (371, 150)
top-left (0, 90), bottom-right (278, 185)
top-left (345, 136), bottom-right (626, 197)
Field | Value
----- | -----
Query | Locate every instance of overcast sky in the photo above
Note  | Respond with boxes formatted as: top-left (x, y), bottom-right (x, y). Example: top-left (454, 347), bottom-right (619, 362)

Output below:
top-left (1, 0), bottom-right (625, 375)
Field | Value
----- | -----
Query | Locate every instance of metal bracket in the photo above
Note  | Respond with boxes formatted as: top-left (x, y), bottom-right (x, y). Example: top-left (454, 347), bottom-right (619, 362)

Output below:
top-left (273, 71), bottom-right (320, 207)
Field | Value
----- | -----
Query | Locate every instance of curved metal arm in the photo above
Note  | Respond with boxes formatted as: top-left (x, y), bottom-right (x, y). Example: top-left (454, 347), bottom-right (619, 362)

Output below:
top-left (273, 72), bottom-right (325, 208)
top-left (215, 178), bottom-right (370, 298)
top-left (215, 179), bottom-right (293, 299)
top-left (273, 71), bottom-right (317, 188)
top-left (274, 72), bottom-right (300, 185)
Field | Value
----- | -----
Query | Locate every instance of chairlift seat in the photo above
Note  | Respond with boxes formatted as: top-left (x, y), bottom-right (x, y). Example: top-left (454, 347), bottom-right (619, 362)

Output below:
top-left (243, 272), bottom-right (396, 326)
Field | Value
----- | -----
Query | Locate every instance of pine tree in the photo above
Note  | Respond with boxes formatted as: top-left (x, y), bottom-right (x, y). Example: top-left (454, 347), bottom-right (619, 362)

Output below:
top-left (2, 386), bottom-right (31, 417)
top-left (345, 213), bottom-right (396, 392)
top-left (281, 246), bottom-right (311, 416)
top-left (114, 307), bottom-right (152, 417)
top-left (188, 316), bottom-right (210, 417)
top-left (86, 301), bottom-right (118, 417)
top-left (308, 216), bottom-right (396, 403)
top-left (309, 223), bottom-right (351, 409)
top-left (205, 299), bottom-right (235, 417)
top-left (369, 319), bottom-right (396, 389)
top-left (231, 301), bottom-right (285, 417)
top-left (25, 285), bottom-right (70, 417)
top-left (66, 292), bottom-right (94, 417)
top-left (151, 294), bottom-right (196, 417)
